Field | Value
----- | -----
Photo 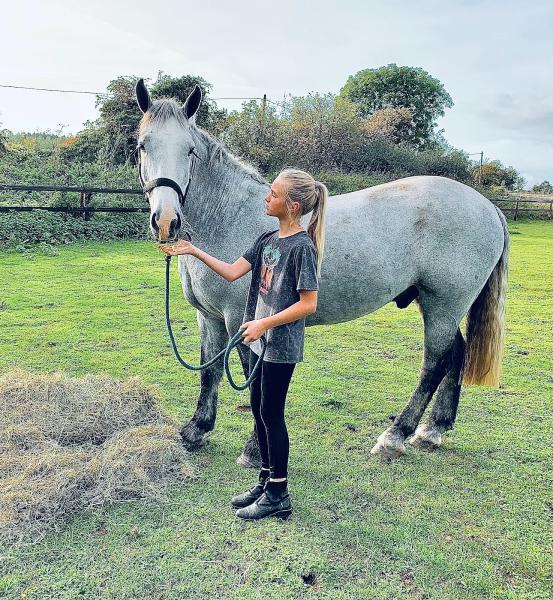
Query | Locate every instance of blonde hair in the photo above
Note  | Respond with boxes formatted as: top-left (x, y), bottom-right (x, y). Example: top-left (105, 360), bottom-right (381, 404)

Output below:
top-left (278, 167), bottom-right (328, 277)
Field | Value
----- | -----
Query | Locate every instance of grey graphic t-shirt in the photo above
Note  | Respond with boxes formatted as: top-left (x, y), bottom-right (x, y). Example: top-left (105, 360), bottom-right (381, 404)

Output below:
top-left (242, 229), bottom-right (319, 363)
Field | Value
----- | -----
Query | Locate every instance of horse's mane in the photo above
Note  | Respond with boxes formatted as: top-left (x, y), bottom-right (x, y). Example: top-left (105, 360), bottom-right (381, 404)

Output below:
top-left (138, 98), bottom-right (267, 185)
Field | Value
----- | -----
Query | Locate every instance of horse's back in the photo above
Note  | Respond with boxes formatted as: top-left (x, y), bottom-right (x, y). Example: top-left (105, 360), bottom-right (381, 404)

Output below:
top-left (310, 176), bottom-right (505, 325)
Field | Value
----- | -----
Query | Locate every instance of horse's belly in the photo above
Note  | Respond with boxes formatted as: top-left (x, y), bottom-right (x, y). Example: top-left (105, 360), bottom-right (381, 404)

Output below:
top-left (306, 257), bottom-right (414, 326)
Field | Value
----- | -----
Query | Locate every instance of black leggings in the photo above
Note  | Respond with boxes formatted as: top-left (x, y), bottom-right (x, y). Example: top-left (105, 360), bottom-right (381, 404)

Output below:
top-left (248, 351), bottom-right (296, 479)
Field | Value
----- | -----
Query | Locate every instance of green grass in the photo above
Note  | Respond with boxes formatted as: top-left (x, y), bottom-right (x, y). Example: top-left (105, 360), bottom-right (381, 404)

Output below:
top-left (0, 220), bottom-right (551, 599)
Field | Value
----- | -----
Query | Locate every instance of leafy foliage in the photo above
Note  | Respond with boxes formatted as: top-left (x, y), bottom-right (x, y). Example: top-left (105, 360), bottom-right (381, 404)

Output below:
top-left (362, 107), bottom-right (415, 144)
top-left (340, 64), bottom-right (453, 148)
top-left (68, 73), bottom-right (228, 167)
top-left (531, 180), bottom-right (553, 194)
top-left (0, 126), bottom-right (7, 154)
top-left (472, 160), bottom-right (525, 191)
top-left (0, 211), bottom-right (148, 248)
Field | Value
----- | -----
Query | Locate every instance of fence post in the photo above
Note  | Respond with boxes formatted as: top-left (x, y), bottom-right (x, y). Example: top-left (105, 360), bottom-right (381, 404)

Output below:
top-left (85, 192), bottom-right (92, 221)
top-left (514, 198), bottom-right (519, 221)
top-left (80, 191), bottom-right (92, 220)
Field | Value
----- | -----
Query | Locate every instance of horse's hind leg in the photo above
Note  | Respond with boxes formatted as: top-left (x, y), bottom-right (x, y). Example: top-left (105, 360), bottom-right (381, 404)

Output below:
top-left (409, 329), bottom-right (465, 451)
top-left (370, 301), bottom-right (459, 460)
top-left (180, 311), bottom-right (228, 449)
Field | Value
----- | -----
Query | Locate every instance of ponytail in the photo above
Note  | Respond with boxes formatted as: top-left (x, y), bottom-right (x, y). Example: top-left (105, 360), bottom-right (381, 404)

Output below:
top-left (308, 181), bottom-right (328, 278)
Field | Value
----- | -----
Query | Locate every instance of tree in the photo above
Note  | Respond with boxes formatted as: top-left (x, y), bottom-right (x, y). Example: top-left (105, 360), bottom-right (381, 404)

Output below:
top-left (150, 73), bottom-right (228, 135)
top-left (361, 107), bottom-right (415, 144)
top-left (277, 93), bottom-right (364, 173)
top-left (221, 99), bottom-right (284, 174)
top-left (473, 160), bottom-right (525, 191)
top-left (340, 64), bottom-right (453, 148)
top-left (531, 180), bottom-right (553, 194)
top-left (80, 73), bottom-right (227, 166)
top-left (95, 76), bottom-right (141, 165)
top-left (0, 123), bottom-right (8, 154)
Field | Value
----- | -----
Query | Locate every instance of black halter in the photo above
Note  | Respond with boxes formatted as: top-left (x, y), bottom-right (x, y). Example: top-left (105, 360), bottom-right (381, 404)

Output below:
top-left (136, 146), bottom-right (200, 208)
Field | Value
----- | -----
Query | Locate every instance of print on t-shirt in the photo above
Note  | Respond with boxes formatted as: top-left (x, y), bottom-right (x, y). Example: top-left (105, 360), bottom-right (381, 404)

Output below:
top-left (260, 243), bottom-right (281, 295)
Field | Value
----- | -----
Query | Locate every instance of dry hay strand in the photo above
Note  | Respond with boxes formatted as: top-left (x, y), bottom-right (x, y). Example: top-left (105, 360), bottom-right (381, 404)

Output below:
top-left (0, 369), bottom-right (196, 543)
top-left (0, 369), bottom-right (164, 446)
top-left (88, 424), bottom-right (195, 505)
top-left (0, 443), bottom-right (92, 542)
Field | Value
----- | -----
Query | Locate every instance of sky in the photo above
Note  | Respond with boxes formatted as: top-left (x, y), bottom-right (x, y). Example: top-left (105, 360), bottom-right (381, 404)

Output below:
top-left (1, 0), bottom-right (551, 187)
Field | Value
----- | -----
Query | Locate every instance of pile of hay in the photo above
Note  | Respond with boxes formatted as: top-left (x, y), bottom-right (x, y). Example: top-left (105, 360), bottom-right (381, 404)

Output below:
top-left (0, 369), bottom-right (196, 542)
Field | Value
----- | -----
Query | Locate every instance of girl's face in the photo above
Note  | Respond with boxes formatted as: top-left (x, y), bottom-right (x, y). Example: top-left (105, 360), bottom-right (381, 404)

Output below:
top-left (265, 176), bottom-right (300, 220)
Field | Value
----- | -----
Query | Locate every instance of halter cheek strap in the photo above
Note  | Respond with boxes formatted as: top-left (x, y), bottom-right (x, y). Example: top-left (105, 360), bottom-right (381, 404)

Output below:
top-left (137, 147), bottom-right (198, 208)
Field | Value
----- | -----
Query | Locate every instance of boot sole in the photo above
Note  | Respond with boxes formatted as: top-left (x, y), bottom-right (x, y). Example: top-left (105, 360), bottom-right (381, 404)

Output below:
top-left (236, 508), bottom-right (292, 521)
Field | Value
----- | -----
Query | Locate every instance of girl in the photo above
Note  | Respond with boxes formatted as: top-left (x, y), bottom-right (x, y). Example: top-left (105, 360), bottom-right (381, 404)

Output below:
top-left (159, 167), bottom-right (327, 520)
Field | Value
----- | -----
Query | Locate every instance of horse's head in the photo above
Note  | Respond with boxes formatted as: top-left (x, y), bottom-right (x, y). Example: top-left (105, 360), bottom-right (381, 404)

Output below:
top-left (135, 78), bottom-right (202, 242)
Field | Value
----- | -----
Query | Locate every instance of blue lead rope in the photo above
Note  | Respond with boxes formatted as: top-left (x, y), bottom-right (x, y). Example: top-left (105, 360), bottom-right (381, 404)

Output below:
top-left (164, 255), bottom-right (267, 390)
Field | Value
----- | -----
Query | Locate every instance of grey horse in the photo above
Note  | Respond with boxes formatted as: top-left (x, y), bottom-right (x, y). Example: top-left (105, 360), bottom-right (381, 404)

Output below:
top-left (134, 80), bottom-right (508, 464)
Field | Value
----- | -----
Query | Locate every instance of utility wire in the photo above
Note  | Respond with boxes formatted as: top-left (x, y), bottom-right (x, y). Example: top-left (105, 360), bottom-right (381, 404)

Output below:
top-left (0, 83), bottom-right (289, 110)
top-left (0, 83), bottom-right (106, 95)
top-left (0, 84), bottom-right (273, 102)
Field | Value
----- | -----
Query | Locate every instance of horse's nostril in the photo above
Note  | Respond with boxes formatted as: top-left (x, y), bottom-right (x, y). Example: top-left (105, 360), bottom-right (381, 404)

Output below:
top-left (151, 212), bottom-right (160, 232)
top-left (169, 215), bottom-right (181, 237)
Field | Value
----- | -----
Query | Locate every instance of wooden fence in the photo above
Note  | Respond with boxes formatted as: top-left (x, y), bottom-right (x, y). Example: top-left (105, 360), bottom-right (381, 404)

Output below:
top-left (0, 184), bottom-right (146, 220)
top-left (496, 193), bottom-right (553, 220)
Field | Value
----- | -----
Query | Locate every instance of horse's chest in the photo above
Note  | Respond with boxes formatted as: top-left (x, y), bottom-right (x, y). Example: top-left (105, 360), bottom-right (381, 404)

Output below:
top-left (178, 257), bottom-right (225, 317)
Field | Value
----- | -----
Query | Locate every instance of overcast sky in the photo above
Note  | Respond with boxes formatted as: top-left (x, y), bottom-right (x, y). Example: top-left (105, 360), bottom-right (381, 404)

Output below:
top-left (1, 0), bottom-right (551, 186)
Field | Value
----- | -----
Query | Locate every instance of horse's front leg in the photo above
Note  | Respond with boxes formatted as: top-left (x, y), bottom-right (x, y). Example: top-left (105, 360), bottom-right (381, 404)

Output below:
top-left (180, 311), bottom-right (228, 449)
top-left (233, 343), bottom-right (261, 469)
top-left (222, 313), bottom-right (262, 469)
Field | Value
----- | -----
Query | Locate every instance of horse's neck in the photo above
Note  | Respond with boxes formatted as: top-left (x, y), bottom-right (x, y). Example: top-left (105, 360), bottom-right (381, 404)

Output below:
top-left (185, 153), bottom-right (271, 252)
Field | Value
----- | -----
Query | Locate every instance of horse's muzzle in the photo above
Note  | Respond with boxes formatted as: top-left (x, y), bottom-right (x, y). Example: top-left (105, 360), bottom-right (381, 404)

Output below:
top-left (152, 212), bottom-right (181, 242)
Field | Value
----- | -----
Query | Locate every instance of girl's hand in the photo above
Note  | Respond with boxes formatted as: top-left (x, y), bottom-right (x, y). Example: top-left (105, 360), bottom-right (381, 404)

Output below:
top-left (240, 320), bottom-right (268, 345)
top-left (157, 240), bottom-right (197, 256)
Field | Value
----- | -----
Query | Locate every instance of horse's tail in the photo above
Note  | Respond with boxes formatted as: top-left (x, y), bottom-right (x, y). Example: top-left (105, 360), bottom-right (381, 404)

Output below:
top-left (463, 206), bottom-right (509, 387)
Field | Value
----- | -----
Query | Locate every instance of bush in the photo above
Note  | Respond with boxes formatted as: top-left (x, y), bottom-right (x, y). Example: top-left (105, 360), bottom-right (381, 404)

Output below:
top-left (0, 211), bottom-right (149, 249)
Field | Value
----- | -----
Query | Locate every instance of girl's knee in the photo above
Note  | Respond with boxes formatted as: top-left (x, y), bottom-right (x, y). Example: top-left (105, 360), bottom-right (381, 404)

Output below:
top-left (260, 406), bottom-right (285, 429)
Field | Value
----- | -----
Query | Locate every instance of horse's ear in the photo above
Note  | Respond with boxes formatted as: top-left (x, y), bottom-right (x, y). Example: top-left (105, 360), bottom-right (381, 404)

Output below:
top-left (183, 85), bottom-right (202, 121)
top-left (136, 78), bottom-right (151, 113)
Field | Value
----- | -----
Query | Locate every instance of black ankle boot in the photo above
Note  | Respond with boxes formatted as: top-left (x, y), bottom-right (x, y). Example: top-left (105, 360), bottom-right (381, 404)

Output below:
top-left (235, 480), bottom-right (292, 520)
top-left (230, 469), bottom-right (270, 509)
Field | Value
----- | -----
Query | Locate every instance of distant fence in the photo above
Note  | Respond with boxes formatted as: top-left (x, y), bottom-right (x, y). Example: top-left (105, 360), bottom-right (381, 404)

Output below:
top-left (495, 193), bottom-right (553, 221)
top-left (0, 184), bottom-right (146, 220)
top-left (1, 184), bottom-right (552, 221)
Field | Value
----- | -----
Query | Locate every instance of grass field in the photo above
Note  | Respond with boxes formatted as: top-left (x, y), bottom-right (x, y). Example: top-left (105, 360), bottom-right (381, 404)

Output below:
top-left (0, 220), bottom-right (551, 599)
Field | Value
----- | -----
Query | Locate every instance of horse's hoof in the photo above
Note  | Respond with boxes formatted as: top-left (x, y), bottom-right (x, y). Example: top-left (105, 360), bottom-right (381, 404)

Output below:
top-left (236, 452), bottom-right (261, 469)
top-left (408, 424), bottom-right (442, 451)
top-left (179, 422), bottom-right (209, 450)
top-left (370, 428), bottom-right (406, 461)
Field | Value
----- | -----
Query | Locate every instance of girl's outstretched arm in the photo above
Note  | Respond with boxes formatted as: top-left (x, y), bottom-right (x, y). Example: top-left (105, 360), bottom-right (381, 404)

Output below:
top-left (157, 241), bottom-right (252, 282)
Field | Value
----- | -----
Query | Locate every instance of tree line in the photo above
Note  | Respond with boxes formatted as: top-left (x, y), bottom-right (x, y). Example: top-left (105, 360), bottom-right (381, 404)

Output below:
top-left (1, 64), bottom-right (541, 195)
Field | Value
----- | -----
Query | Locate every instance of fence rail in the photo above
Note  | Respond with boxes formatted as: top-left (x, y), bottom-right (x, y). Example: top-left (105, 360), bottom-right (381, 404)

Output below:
top-left (0, 184), bottom-right (142, 194)
top-left (0, 206), bottom-right (149, 213)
